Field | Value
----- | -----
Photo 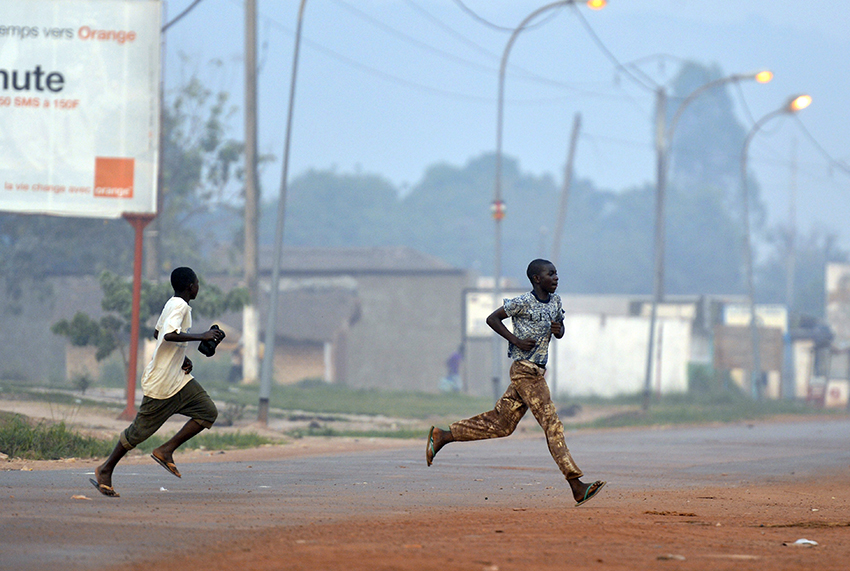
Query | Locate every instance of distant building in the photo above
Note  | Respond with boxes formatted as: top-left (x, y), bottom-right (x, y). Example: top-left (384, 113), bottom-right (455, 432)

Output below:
top-left (215, 246), bottom-right (474, 392)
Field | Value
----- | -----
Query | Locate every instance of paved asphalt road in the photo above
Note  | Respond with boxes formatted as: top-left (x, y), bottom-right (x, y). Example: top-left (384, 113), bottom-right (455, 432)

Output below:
top-left (1, 418), bottom-right (848, 570)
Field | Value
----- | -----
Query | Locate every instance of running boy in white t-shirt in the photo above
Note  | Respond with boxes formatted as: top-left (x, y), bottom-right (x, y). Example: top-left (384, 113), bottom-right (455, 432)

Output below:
top-left (90, 267), bottom-right (225, 497)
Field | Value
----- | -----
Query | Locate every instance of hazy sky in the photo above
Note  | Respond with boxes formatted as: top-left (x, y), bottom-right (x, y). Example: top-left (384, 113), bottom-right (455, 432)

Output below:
top-left (164, 0), bottom-right (850, 250)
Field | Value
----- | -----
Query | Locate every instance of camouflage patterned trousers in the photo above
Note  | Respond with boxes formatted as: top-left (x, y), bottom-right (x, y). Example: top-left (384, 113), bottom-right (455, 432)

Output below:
top-left (449, 359), bottom-right (583, 480)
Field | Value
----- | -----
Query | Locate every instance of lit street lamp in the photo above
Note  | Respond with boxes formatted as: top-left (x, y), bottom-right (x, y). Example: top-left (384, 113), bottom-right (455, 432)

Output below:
top-left (740, 94), bottom-right (811, 400)
top-left (642, 69), bottom-right (772, 411)
top-left (491, 0), bottom-right (605, 400)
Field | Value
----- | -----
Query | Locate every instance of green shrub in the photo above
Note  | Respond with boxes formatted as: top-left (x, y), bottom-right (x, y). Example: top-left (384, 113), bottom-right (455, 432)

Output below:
top-left (0, 413), bottom-right (112, 460)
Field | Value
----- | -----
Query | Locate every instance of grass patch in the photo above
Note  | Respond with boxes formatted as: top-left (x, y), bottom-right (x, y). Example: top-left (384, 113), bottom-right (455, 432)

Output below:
top-left (0, 410), bottom-right (273, 460)
top-left (0, 412), bottom-right (113, 460)
top-left (567, 390), bottom-right (838, 429)
top-left (131, 430), bottom-right (274, 454)
top-left (0, 384), bottom-right (102, 407)
top-left (204, 379), bottom-right (495, 419)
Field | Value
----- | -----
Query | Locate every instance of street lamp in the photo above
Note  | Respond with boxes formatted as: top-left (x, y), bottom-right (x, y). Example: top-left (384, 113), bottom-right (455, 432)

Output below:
top-left (491, 0), bottom-right (605, 400)
top-left (641, 69), bottom-right (772, 411)
top-left (740, 94), bottom-right (811, 400)
top-left (258, 0), bottom-right (308, 423)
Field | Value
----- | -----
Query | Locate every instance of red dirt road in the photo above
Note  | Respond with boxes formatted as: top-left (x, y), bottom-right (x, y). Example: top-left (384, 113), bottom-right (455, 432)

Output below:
top-left (4, 417), bottom-right (849, 571)
top-left (112, 475), bottom-right (850, 571)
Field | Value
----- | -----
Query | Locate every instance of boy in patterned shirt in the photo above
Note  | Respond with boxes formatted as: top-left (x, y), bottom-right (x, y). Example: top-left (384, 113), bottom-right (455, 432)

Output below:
top-left (425, 259), bottom-right (605, 506)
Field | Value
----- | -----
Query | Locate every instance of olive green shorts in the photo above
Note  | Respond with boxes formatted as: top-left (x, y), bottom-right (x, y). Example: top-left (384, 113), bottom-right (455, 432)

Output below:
top-left (120, 379), bottom-right (217, 450)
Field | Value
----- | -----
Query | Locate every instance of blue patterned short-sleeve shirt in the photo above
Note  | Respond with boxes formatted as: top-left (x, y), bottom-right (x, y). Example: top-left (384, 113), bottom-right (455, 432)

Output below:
top-left (503, 291), bottom-right (563, 367)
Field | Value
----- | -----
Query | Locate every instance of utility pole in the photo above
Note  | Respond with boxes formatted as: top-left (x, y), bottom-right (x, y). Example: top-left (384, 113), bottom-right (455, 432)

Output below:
top-left (551, 113), bottom-right (581, 269)
top-left (549, 112), bottom-right (581, 399)
top-left (782, 137), bottom-right (797, 401)
top-left (243, 0), bottom-right (261, 389)
top-left (786, 137), bottom-right (797, 313)
top-left (643, 86), bottom-right (667, 412)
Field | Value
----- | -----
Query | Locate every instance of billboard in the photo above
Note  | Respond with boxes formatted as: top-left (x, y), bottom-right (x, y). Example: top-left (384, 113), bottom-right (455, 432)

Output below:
top-left (0, 0), bottom-right (161, 218)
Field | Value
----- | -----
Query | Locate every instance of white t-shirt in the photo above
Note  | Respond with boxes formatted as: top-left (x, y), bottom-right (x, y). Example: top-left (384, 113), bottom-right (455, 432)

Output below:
top-left (140, 296), bottom-right (194, 399)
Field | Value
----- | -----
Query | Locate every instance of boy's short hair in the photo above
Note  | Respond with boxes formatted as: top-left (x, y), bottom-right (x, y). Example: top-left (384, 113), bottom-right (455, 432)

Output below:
top-left (526, 258), bottom-right (554, 283)
top-left (171, 267), bottom-right (197, 292)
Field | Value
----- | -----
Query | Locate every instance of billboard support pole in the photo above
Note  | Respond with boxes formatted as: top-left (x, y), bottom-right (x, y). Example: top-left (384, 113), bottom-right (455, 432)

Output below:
top-left (119, 212), bottom-right (156, 421)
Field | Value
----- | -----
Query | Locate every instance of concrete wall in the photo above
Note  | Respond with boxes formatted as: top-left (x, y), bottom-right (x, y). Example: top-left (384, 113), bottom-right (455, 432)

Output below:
top-left (460, 312), bottom-right (693, 400)
top-left (274, 342), bottom-right (325, 385)
top-left (0, 276), bottom-right (102, 384)
top-left (553, 314), bottom-right (692, 398)
top-left (342, 272), bottom-right (471, 393)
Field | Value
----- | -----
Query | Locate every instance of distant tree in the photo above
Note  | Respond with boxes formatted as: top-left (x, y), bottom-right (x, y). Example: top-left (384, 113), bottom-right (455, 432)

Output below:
top-left (558, 181), bottom-right (654, 294)
top-left (401, 153), bottom-right (562, 284)
top-left (756, 228), bottom-right (848, 318)
top-left (51, 271), bottom-right (248, 377)
top-left (156, 70), bottom-right (245, 274)
top-left (667, 61), bottom-right (754, 215)
top-left (664, 184), bottom-right (745, 296)
top-left (0, 215), bottom-right (133, 299)
top-left (658, 61), bottom-right (772, 297)
top-left (273, 167), bottom-right (403, 247)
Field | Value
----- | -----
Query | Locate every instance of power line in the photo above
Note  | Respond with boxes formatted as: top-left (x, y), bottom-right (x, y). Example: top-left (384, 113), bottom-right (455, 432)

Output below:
top-left (162, 0), bottom-right (206, 32)
top-left (245, 5), bottom-right (491, 103)
top-left (451, 0), bottom-right (562, 33)
top-left (792, 115), bottom-right (850, 178)
top-left (328, 0), bottom-right (500, 78)
top-left (244, 0), bottom-right (633, 105)
top-left (569, 4), bottom-right (657, 92)
top-left (402, 0), bottom-right (502, 62)
top-left (332, 0), bottom-right (619, 99)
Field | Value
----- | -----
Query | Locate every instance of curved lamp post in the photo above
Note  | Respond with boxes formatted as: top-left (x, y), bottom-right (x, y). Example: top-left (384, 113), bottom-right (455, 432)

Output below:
top-left (258, 0), bottom-right (308, 423)
top-left (491, 0), bottom-right (605, 400)
top-left (740, 94), bottom-right (811, 400)
top-left (641, 69), bottom-right (772, 410)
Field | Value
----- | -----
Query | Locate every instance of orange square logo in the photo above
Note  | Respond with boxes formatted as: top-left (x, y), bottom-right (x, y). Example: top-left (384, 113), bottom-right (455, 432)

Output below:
top-left (93, 157), bottom-right (134, 198)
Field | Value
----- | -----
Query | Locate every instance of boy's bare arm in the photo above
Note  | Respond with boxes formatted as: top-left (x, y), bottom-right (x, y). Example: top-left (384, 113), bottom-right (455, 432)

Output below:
top-left (486, 307), bottom-right (535, 351)
top-left (163, 327), bottom-right (224, 344)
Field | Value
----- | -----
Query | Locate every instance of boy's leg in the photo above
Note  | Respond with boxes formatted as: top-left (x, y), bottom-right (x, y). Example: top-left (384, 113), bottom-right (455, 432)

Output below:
top-left (92, 440), bottom-right (130, 496)
top-left (428, 381), bottom-right (527, 465)
top-left (510, 360), bottom-right (583, 481)
top-left (151, 379), bottom-right (217, 476)
top-left (150, 419), bottom-right (205, 477)
top-left (510, 361), bottom-right (605, 504)
top-left (91, 398), bottom-right (172, 496)
top-left (449, 382), bottom-right (526, 441)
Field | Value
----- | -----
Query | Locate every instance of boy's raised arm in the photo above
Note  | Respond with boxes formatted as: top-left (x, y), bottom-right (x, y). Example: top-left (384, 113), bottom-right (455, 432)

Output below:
top-left (486, 307), bottom-right (535, 351)
top-left (163, 327), bottom-right (224, 344)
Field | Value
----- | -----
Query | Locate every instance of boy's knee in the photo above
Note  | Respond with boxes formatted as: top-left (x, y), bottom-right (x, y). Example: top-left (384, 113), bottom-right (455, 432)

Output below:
top-left (492, 418), bottom-right (519, 437)
top-left (120, 426), bottom-right (150, 450)
top-left (194, 402), bottom-right (218, 429)
top-left (118, 430), bottom-right (135, 450)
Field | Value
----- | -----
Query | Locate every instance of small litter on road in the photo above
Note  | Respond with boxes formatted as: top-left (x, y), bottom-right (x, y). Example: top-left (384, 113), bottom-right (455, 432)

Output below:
top-left (657, 554), bottom-right (686, 561)
top-left (160, 487), bottom-right (168, 492)
top-left (783, 538), bottom-right (818, 547)
top-left (71, 495), bottom-right (91, 501)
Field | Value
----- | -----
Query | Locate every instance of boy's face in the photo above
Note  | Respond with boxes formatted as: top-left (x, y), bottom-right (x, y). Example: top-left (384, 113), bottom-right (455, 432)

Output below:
top-left (188, 278), bottom-right (200, 300)
top-left (535, 264), bottom-right (558, 294)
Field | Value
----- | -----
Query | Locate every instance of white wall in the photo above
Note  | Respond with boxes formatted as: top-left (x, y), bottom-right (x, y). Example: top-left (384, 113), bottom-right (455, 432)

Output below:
top-left (552, 314), bottom-right (692, 398)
